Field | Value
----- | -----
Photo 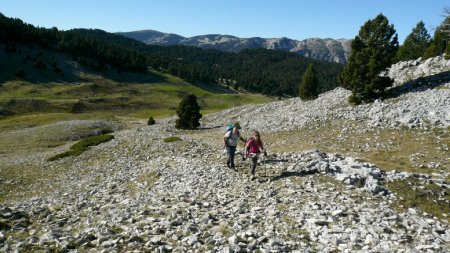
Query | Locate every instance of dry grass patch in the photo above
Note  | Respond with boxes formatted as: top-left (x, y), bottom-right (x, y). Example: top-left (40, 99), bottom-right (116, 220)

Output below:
top-left (138, 171), bottom-right (160, 189)
top-left (0, 162), bottom-right (63, 203)
top-left (128, 171), bottom-right (160, 197)
top-left (387, 177), bottom-right (450, 223)
top-left (264, 120), bottom-right (449, 175)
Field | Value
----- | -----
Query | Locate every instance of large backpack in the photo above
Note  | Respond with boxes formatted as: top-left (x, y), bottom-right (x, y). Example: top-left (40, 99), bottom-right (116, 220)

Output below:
top-left (225, 124), bottom-right (234, 134)
top-left (224, 124), bottom-right (234, 145)
top-left (224, 124), bottom-right (239, 145)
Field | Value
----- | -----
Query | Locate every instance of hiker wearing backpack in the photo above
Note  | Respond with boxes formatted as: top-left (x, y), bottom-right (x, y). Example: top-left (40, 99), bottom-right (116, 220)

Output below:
top-left (223, 124), bottom-right (245, 169)
top-left (245, 130), bottom-right (267, 180)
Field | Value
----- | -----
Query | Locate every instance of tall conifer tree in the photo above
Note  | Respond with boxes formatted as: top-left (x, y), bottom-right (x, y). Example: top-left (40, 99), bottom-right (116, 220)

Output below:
top-left (423, 16), bottom-right (450, 59)
top-left (396, 21), bottom-right (430, 61)
top-left (299, 64), bottom-right (318, 100)
top-left (338, 14), bottom-right (399, 104)
top-left (175, 94), bottom-right (202, 129)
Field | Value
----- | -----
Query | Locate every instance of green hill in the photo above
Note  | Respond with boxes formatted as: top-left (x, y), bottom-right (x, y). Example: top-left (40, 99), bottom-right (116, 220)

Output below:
top-left (0, 71), bottom-right (272, 131)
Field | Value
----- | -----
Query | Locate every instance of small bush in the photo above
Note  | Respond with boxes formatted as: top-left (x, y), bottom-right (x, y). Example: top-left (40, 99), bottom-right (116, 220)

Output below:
top-left (48, 134), bottom-right (114, 161)
top-left (163, 136), bottom-right (181, 143)
top-left (71, 101), bottom-right (86, 113)
top-left (15, 68), bottom-right (26, 78)
top-left (34, 59), bottom-right (46, 69)
top-left (148, 116), bottom-right (156, 125)
top-left (0, 109), bottom-right (14, 116)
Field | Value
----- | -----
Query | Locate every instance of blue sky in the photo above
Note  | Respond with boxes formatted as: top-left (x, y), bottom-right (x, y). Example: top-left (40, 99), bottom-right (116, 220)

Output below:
top-left (1, 0), bottom-right (448, 42)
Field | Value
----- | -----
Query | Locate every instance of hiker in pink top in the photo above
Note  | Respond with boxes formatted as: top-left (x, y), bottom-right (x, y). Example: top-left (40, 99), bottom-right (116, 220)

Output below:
top-left (245, 130), bottom-right (267, 180)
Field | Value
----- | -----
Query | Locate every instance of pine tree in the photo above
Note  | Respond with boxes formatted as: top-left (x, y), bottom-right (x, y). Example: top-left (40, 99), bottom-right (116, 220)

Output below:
top-left (396, 21), bottom-right (431, 61)
top-left (423, 16), bottom-right (450, 59)
top-left (338, 14), bottom-right (399, 104)
top-left (14, 68), bottom-right (26, 78)
top-left (147, 116), bottom-right (156, 125)
top-left (299, 63), bottom-right (318, 100)
top-left (446, 41), bottom-right (450, 60)
top-left (175, 94), bottom-right (202, 129)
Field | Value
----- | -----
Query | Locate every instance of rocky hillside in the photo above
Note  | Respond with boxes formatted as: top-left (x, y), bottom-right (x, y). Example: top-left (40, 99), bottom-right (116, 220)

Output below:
top-left (0, 56), bottom-right (449, 252)
top-left (208, 56), bottom-right (450, 132)
top-left (118, 30), bottom-right (351, 64)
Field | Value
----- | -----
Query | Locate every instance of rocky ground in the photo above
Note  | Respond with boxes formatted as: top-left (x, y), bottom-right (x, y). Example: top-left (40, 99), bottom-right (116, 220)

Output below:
top-left (0, 56), bottom-right (449, 252)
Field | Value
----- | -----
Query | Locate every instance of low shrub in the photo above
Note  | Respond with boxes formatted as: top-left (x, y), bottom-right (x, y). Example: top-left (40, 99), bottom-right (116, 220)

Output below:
top-left (148, 116), bottom-right (156, 125)
top-left (15, 68), bottom-right (26, 78)
top-left (0, 109), bottom-right (14, 116)
top-left (48, 134), bottom-right (114, 161)
top-left (71, 101), bottom-right (86, 113)
top-left (163, 136), bottom-right (181, 143)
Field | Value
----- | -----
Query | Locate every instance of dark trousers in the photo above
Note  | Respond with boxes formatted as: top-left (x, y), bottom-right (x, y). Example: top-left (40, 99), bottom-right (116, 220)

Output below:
top-left (226, 145), bottom-right (237, 168)
top-left (249, 155), bottom-right (258, 175)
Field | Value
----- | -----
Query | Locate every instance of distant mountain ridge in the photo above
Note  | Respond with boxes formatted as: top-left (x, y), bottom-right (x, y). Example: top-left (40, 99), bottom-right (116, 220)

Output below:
top-left (118, 30), bottom-right (351, 64)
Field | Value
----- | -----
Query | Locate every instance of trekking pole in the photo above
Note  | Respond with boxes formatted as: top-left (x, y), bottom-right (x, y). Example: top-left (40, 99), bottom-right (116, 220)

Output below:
top-left (262, 153), bottom-right (267, 177)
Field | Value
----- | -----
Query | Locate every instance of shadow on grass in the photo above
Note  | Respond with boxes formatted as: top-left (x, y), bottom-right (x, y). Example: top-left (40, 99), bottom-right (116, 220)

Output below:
top-left (198, 125), bottom-right (223, 130)
top-left (0, 63), bottom-right (169, 85)
top-left (193, 81), bottom-right (236, 94)
top-left (269, 169), bottom-right (319, 182)
top-left (98, 70), bottom-right (168, 83)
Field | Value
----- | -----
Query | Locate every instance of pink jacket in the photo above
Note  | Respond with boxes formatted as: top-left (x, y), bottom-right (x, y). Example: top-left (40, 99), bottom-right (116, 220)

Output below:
top-left (247, 138), bottom-right (263, 154)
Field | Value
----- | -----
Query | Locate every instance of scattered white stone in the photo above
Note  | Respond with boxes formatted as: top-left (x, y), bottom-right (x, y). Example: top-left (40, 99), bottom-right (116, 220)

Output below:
top-left (1, 55), bottom-right (449, 252)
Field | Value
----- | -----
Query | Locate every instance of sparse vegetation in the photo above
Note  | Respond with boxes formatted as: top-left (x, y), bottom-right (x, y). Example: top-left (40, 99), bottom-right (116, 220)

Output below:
top-left (386, 177), bottom-right (450, 222)
top-left (265, 120), bottom-right (449, 174)
top-left (128, 171), bottom-right (160, 197)
top-left (218, 224), bottom-right (232, 237)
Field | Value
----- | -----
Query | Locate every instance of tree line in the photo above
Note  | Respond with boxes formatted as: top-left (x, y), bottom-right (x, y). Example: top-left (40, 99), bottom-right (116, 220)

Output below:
top-left (336, 10), bottom-right (449, 104)
top-left (0, 14), bottom-right (147, 72)
top-left (0, 13), bottom-right (343, 97)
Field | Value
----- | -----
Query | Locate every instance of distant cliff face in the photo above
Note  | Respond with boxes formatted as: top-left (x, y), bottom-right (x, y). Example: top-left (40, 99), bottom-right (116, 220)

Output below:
top-left (118, 30), bottom-right (351, 64)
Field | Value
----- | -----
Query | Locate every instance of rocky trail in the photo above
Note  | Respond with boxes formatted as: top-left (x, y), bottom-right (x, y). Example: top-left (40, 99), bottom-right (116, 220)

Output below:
top-left (1, 115), bottom-right (449, 252)
top-left (1, 56), bottom-right (450, 252)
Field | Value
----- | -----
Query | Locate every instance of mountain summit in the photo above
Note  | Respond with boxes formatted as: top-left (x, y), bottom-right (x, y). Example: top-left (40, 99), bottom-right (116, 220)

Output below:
top-left (118, 30), bottom-right (351, 64)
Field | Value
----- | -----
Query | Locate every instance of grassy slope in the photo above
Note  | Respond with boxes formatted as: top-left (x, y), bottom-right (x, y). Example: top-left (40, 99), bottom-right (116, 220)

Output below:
top-left (0, 71), bottom-right (272, 131)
